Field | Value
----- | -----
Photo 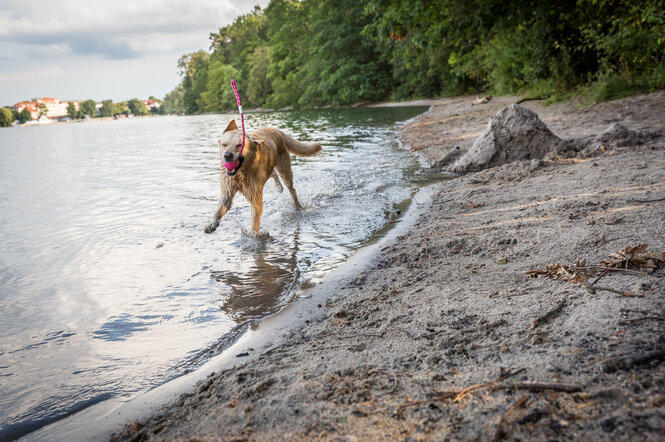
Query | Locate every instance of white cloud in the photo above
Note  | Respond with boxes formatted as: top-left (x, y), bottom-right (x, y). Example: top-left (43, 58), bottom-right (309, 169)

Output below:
top-left (0, 0), bottom-right (268, 59)
top-left (0, 0), bottom-right (269, 105)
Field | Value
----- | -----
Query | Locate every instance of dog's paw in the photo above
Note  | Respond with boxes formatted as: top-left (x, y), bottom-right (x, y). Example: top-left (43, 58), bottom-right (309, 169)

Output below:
top-left (204, 225), bottom-right (216, 234)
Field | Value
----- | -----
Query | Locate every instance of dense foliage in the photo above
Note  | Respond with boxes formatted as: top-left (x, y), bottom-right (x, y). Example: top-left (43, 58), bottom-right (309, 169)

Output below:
top-left (166, 0), bottom-right (665, 113)
top-left (0, 108), bottom-right (13, 127)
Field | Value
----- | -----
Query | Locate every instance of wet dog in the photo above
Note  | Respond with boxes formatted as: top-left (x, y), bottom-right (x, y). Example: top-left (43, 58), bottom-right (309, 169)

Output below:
top-left (205, 120), bottom-right (322, 234)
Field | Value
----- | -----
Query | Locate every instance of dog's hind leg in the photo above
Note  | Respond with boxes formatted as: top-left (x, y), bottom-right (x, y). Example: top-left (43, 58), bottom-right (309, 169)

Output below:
top-left (204, 192), bottom-right (235, 233)
top-left (271, 171), bottom-right (284, 193)
top-left (275, 160), bottom-right (302, 210)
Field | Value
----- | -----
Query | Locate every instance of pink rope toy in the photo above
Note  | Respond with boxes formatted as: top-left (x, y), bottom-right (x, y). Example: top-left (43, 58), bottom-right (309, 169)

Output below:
top-left (224, 79), bottom-right (246, 172)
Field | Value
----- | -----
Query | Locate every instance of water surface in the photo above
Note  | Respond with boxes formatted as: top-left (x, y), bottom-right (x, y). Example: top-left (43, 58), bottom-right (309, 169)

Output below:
top-left (0, 107), bottom-right (425, 439)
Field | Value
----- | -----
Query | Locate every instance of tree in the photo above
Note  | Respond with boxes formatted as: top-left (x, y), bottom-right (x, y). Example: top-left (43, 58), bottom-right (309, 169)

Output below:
top-left (38, 102), bottom-right (48, 117)
top-left (247, 46), bottom-right (272, 106)
top-left (128, 98), bottom-right (149, 116)
top-left (163, 83), bottom-right (185, 114)
top-left (100, 100), bottom-right (114, 117)
top-left (209, 5), bottom-right (268, 80)
top-left (179, 50), bottom-right (211, 114)
top-left (264, 0), bottom-right (312, 108)
top-left (67, 102), bottom-right (79, 119)
top-left (299, 0), bottom-right (391, 107)
top-left (80, 99), bottom-right (97, 117)
top-left (0, 107), bottom-right (13, 127)
top-left (201, 61), bottom-right (241, 111)
top-left (18, 108), bottom-right (32, 123)
top-left (114, 102), bottom-right (129, 115)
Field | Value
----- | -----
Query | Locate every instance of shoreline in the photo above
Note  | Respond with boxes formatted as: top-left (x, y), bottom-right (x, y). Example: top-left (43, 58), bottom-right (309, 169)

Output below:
top-left (21, 113), bottom-right (437, 441)
top-left (34, 92), bottom-right (665, 440)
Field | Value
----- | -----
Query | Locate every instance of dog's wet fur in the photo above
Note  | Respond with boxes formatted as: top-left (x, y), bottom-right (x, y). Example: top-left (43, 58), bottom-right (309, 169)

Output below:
top-left (205, 120), bottom-right (322, 234)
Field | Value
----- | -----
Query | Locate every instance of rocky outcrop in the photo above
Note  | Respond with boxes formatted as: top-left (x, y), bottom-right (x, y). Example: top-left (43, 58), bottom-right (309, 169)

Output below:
top-left (451, 104), bottom-right (567, 173)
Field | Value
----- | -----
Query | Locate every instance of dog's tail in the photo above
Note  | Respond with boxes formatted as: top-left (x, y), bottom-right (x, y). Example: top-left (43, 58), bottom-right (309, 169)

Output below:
top-left (280, 131), bottom-right (322, 157)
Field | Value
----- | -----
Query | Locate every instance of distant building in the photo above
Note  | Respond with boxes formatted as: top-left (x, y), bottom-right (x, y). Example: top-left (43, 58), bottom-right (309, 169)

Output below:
top-left (142, 99), bottom-right (161, 110)
top-left (13, 97), bottom-right (82, 121)
top-left (37, 115), bottom-right (52, 124)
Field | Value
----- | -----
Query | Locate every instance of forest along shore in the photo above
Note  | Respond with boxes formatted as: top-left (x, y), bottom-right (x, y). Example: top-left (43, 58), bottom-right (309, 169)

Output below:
top-left (114, 92), bottom-right (665, 441)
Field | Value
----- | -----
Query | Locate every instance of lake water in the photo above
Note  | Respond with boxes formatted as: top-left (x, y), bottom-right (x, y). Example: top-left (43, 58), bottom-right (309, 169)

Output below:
top-left (0, 107), bottom-right (425, 440)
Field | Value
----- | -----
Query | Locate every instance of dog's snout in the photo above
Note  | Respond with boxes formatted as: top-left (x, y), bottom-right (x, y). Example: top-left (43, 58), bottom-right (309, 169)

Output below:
top-left (223, 152), bottom-right (234, 162)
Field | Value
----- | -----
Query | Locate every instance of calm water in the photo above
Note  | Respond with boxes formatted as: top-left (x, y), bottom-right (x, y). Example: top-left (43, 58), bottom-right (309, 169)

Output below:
top-left (0, 107), bottom-right (424, 439)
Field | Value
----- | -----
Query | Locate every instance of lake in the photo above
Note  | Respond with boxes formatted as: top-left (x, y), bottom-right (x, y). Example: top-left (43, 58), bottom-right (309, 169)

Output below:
top-left (0, 107), bottom-right (425, 439)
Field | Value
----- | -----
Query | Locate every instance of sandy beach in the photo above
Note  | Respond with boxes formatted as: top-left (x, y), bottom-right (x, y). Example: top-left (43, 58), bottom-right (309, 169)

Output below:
top-left (112, 92), bottom-right (665, 441)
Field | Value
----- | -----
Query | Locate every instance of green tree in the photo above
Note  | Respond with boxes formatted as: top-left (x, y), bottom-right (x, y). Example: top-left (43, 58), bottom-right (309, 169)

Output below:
top-left (128, 98), bottom-right (149, 116)
top-left (300, 0), bottom-right (391, 107)
top-left (38, 102), bottom-right (48, 117)
top-left (100, 100), bottom-right (114, 117)
top-left (163, 83), bottom-right (185, 114)
top-left (18, 108), bottom-right (32, 123)
top-left (114, 102), bottom-right (129, 115)
top-left (247, 46), bottom-right (272, 106)
top-left (80, 99), bottom-right (97, 117)
top-left (167, 0), bottom-right (665, 109)
top-left (264, 0), bottom-right (312, 108)
top-left (209, 5), bottom-right (268, 80)
top-left (179, 50), bottom-right (211, 114)
top-left (67, 102), bottom-right (79, 119)
top-left (201, 61), bottom-right (241, 111)
top-left (0, 107), bottom-right (13, 127)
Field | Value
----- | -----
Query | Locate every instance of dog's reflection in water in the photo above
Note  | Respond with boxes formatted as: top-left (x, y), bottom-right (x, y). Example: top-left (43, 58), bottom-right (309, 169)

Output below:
top-left (211, 232), bottom-right (300, 323)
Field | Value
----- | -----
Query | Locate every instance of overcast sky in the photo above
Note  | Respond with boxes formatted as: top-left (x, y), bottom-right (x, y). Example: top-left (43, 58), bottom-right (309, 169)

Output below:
top-left (0, 0), bottom-right (269, 106)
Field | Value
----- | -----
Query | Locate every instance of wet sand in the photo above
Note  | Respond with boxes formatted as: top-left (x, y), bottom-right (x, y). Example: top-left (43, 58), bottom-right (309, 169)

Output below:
top-left (112, 92), bottom-right (665, 441)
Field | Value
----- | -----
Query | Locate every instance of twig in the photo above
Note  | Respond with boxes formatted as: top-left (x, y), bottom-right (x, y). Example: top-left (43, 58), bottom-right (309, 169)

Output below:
top-left (532, 299), bottom-right (566, 328)
top-left (399, 369), bottom-right (526, 411)
top-left (591, 286), bottom-right (643, 297)
top-left (321, 331), bottom-right (384, 339)
top-left (618, 316), bottom-right (665, 325)
top-left (493, 382), bottom-right (582, 393)
top-left (454, 368), bottom-right (526, 402)
top-left (575, 266), bottom-right (651, 277)
top-left (515, 96), bottom-right (546, 104)
top-left (492, 394), bottom-right (530, 442)
top-left (587, 268), bottom-right (609, 290)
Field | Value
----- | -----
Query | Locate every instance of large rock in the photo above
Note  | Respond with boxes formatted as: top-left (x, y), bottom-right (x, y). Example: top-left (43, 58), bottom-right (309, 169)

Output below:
top-left (451, 104), bottom-right (566, 173)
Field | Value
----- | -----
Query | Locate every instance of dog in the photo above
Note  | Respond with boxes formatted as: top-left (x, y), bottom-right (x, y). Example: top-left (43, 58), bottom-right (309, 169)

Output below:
top-left (204, 120), bottom-right (322, 234)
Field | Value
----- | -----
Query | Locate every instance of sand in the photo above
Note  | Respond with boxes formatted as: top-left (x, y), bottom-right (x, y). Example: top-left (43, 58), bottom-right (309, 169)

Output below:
top-left (112, 92), bottom-right (665, 441)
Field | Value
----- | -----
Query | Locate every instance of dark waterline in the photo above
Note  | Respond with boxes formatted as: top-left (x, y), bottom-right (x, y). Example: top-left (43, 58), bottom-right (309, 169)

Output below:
top-left (0, 107), bottom-right (426, 440)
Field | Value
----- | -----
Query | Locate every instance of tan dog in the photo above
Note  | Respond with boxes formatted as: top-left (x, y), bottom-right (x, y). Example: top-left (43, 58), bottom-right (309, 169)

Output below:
top-left (205, 120), bottom-right (322, 234)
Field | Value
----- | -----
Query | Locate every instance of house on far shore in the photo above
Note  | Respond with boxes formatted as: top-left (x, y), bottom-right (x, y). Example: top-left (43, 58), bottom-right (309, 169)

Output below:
top-left (142, 99), bottom-right (161, 111)
top-left (38, 115), bottom-right (53, 124)
top-left (13, 97), bottom-right (82, 123)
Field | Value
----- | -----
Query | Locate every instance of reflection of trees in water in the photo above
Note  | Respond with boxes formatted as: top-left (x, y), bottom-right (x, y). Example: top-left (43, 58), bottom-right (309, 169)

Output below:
top-left (211, 229), bottom-right (301, 322)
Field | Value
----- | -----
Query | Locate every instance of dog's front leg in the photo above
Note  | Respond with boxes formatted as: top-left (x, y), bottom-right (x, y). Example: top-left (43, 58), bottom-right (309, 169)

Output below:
top-left (250, 193), bottom-right (263, 234)
top-left (204, 193), bottom-right (234, 233)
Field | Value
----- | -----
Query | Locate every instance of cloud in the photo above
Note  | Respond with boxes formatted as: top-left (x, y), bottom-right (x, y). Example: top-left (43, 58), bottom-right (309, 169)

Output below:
top-left (0, 0), bottom-right (267, 59)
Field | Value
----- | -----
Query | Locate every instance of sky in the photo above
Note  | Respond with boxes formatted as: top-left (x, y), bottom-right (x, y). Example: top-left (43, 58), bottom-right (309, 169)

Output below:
top-left (0, 0), bottom-right (270, 106)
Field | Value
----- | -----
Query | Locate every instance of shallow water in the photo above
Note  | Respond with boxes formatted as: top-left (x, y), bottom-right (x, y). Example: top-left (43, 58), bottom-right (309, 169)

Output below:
top-left (0, 107), bottom-right (425, 439)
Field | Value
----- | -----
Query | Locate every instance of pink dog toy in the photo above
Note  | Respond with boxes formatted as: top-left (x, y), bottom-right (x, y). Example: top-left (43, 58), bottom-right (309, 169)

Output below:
top-left (224, 80), bottom-right (246, 172)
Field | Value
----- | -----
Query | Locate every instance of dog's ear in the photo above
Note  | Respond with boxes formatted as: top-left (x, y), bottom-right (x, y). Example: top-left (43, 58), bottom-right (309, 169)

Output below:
top-left (223, 120), bottom-right (238, 133)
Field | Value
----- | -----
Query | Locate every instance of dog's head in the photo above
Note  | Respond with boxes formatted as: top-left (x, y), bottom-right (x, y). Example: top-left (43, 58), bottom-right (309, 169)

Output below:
top-left (218, 120), bottom-right (262, 177)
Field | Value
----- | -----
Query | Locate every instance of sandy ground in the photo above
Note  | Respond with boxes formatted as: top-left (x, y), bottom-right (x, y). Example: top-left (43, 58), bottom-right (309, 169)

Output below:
top-left (112, 92), bottom-right (665, 441)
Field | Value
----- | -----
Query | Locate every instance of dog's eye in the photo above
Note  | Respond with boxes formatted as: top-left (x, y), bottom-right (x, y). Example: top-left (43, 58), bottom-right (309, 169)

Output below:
top-left (236, 144), bottom-right (242, 148)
